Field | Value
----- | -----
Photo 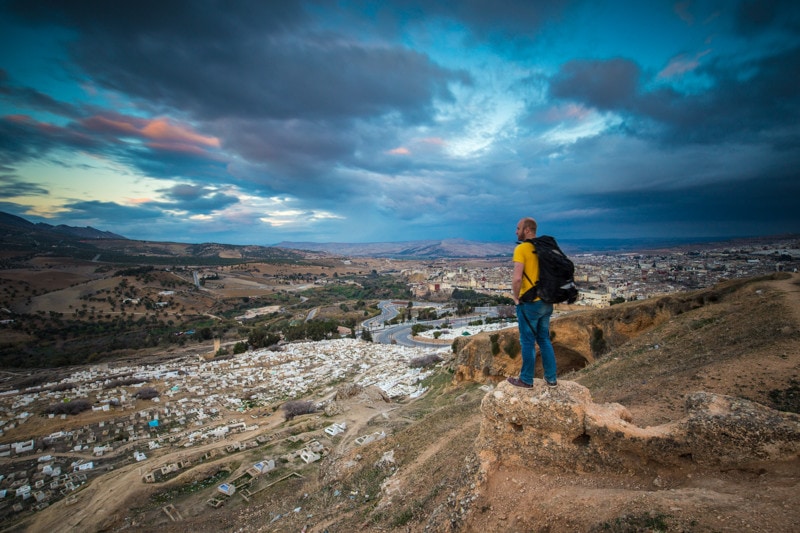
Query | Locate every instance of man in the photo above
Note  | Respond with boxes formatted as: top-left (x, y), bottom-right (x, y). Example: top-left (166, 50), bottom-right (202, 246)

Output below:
top-left (508, 217), bottom-right (558, 388)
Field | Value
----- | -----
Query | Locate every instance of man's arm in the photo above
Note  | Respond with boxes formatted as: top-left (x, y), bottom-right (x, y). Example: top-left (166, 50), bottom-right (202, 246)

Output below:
top-left (512, 260), bottom-right (524, 304)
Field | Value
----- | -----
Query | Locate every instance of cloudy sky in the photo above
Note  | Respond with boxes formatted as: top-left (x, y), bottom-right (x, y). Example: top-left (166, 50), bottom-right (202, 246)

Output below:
top-left (1, 0), bottom-right (798, 245)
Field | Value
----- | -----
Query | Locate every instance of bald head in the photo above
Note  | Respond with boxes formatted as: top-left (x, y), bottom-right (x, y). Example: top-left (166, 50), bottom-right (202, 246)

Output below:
top-left (516, 217), bottom-right (537, 241)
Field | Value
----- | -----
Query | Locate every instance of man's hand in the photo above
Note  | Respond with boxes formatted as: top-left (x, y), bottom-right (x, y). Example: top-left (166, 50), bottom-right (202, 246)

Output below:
top-left (512, 260), bottom-right (524, 306)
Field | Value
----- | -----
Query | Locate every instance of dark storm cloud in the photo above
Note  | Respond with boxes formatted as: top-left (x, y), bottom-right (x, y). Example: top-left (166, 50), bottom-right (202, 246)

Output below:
top-left (61, 200), bottom-right (164, 223)
top-left (120, 144), bottom-right (228, 183)
top-left (0, 114), bottom-right (102, 167)
top-left (1, 0), bottom-right (797, 243)
top-left (8, 0), bottom-right (467, 123)
top-left (567, 170), bottom-right (800, 237)
top-left (733, 0), bottom-right (800, 36)
top-left (445, 0), bottom-right (571, 36)
top-left (549, 44), bottom-right (800, 146)
top-left (0, 175), bottom-right (49, 197)
top-left (0, 201), bottom-right (36, 216)
top-left (220, 118), bottom-right (357, 178)
top-left (369, 0), bottom-right (572, 43)
top-left (549, 58), bottom-right (640, 111)
top-left (158, 184), bottom-right (240, 213)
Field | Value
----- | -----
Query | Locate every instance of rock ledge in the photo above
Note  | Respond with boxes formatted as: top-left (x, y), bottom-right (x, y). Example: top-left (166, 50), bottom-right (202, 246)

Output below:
top-left (477, 380), bottom-right (800, 474)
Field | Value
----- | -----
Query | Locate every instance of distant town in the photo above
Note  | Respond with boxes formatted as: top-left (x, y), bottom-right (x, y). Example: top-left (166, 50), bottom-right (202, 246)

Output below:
top-left (403, 236), bottom-right (800, 307)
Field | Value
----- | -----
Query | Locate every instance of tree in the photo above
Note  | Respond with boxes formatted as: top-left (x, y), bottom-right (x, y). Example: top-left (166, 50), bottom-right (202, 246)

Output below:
top-left (233, 341), bottom-right (248, 354)
top-left (361, 328), bottom-right (373, 342)
top-left (248, 327), bottom-right (280, 348)
top-left (282, 400), bottom-right (317, 420)
top-left (136, 387), bottom-right (159, 400)
top-left (195, 327), bottom-right (213, 341)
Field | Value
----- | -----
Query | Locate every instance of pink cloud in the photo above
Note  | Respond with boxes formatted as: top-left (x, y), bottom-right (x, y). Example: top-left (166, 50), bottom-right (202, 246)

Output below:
top-left (388, 147), bottom-right (411, 155)
top-left (81, 114), bottom-right (220, 148)
top-left (146, 141), bottom-right (222, 158)
top-left (141, 118), bottom-right (220, 147)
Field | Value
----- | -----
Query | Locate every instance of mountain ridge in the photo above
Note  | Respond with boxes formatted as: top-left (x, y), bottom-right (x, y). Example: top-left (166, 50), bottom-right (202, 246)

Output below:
top-left (0, 211), bottom-right (127, 240)
top-left (275, 238), bottom-right (514, 258)
top-left (3, 211), bottom-right (797, 259)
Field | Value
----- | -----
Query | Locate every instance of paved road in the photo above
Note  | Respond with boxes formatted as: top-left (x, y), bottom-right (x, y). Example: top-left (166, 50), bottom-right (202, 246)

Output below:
top-left (364, 301), bottom-right (498, 348)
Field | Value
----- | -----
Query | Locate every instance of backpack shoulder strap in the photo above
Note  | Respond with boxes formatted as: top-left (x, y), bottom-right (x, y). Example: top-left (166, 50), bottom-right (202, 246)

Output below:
top-left (522, 239), bottom-right (537, 287)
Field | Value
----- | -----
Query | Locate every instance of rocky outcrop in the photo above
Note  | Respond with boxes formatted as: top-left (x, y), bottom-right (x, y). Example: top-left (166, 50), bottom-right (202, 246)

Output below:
top-left (477, 379), bottom-right (800, 474)
top-left (452, 276), bottom-right (775, 385)
top-left (451, 323), bottom-right (603, 386)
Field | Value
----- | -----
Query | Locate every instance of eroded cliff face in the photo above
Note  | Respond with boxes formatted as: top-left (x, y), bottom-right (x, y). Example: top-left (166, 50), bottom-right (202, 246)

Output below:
top-left (476, 379), bottom-right (800, 475)
top-left (452, 278), bottom-right (752, 385)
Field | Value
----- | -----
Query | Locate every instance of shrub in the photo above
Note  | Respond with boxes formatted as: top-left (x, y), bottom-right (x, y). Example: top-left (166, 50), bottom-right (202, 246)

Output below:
top-left (768, 378), bottom-right (800, 414)
top-left (232, 341), bottom-right (248, 354)
top-left (411, 324), bottom-right (434, 335)
top-left (490, 334), bottom-right (500, 356)
top-left (248, 327), bottom-right (281, 348)
top-left (45, 399), bottom-right (92, 415)
top-left (590, 326), bottom-right (607, 356)
top-left (503, 336), bottom-right (521, 358)
top-left (282, 400), bottom-right (317, 420)
top-left (48, 382), bottom-right (77, 392)
top-left (104, 377), bottom-right (149, 389)
top-left (136, 387), bottom-right (160, 400)
top-left (409, 354), bottom-right (443, 368)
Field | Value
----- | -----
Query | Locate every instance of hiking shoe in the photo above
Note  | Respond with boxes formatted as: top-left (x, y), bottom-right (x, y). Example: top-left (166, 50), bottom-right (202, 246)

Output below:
top-left (546, 380), bottom-right (558, 388)
top-left (507, 377), bottom-right (532, 388)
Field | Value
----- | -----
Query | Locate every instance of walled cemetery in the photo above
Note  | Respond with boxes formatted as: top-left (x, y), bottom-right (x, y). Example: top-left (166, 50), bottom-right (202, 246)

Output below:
top-left (0, 338), bottom-right (447, 518)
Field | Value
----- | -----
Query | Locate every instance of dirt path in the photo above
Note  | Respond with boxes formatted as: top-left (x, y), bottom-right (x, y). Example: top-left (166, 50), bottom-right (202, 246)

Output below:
top-left (775, 273), bottom-right (800, 323)
top-left (23, 410), bottom-right (290, 532)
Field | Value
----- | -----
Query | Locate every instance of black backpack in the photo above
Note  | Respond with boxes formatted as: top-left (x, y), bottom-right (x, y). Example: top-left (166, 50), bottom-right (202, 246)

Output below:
top-left (519, 235), bottom-right (579, 304)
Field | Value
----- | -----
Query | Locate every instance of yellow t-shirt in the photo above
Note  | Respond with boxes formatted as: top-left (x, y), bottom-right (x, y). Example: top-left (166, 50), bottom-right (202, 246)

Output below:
top-left (513, 241), bottom-right (539, 299)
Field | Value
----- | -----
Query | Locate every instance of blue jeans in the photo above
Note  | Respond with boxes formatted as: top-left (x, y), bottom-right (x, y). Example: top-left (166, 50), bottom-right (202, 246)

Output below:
top-left (516, 301), bottom-right (557, 384)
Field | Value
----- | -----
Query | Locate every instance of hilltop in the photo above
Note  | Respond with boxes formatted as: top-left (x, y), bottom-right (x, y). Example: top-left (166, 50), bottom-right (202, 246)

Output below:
top-left (276, 239), bottom-right (514, 258)
top-left (0, 211), bottom-right (126, 241)
top-left (0, 211), bottom-right (318, 265)
top-left (7, 272), bottom-right (798, 532)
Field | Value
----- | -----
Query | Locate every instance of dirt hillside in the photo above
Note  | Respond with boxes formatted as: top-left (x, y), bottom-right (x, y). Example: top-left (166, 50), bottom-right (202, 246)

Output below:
top-left (454, 272), bottom-right (800, 533)
top-left (12, 273), bottom-right (799, 533)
